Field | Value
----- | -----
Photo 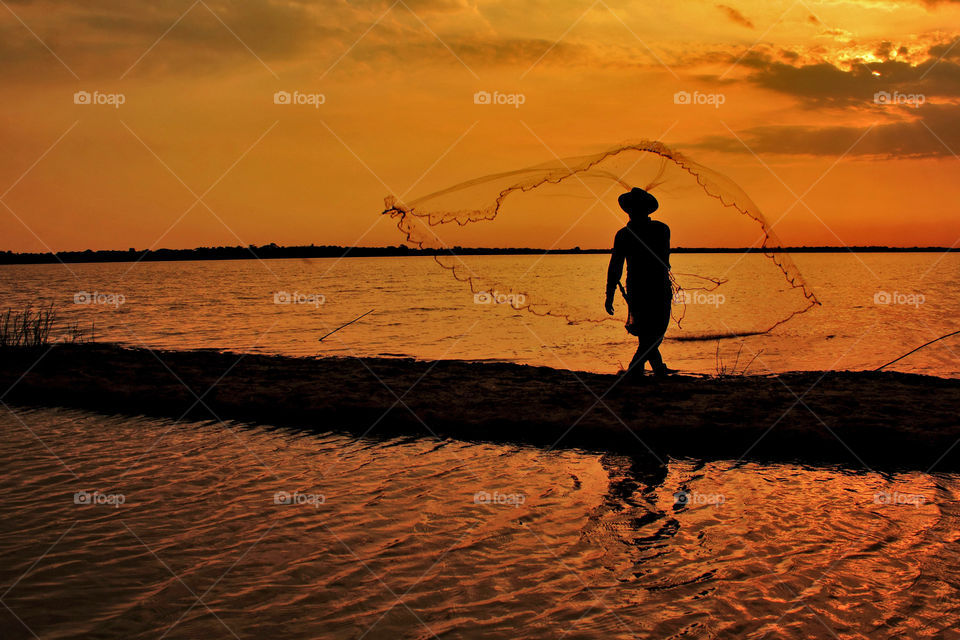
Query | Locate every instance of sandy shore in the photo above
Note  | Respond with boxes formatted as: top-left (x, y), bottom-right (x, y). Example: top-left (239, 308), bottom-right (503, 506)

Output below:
top-left (1, 343), bottom-right (958, 470)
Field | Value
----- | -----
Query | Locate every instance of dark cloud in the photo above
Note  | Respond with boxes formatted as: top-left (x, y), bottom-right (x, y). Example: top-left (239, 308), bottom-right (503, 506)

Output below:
top-left (0, 0), bottom-right (599, 79)
top-left (2, 0), bottom-right (959, 88)
top-left (715, 4), bottom-right (754, 29)
top-left (351, 0), bottom-right (473, 12)
top-left (0, 0), bottom-right (344, 78)
top-left (336, 35), bottom-right (591, 74)
top-left (748, 59), bottom-right (877, 106)
top-left (738, 48), bottom-right (960, 106)
top-left (875, 41), bottom-right (894, 60)
top-left (695, 103), bottom-right (960, 158)
top-left (780, 49), bottom-right (801, 63)
top-left (928, 38), bottom-right (960, 60)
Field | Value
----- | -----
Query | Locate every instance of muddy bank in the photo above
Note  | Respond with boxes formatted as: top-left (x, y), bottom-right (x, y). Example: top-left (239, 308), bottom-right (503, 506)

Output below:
top-left (1, 344), bottom-right (958, 470)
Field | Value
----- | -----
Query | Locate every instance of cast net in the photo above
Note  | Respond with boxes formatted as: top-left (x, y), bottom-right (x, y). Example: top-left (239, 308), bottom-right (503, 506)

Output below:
top-left (382, 140), bottom-right (819, 340)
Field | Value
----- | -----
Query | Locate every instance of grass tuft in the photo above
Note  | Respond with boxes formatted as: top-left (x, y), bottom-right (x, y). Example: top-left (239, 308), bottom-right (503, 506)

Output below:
top-left (0, 304), bottom-right (94, 348)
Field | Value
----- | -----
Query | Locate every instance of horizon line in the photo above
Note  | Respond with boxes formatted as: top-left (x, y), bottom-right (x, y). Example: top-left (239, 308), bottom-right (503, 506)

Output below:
top-left (1, 243), bottom-right (958, 266)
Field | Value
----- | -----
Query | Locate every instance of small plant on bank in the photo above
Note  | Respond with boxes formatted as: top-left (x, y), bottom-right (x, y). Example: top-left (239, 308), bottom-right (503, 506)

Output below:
top-left (715, 342), bottom-right (763, 378)
top-left (0, 305), bottom-right (95, 348)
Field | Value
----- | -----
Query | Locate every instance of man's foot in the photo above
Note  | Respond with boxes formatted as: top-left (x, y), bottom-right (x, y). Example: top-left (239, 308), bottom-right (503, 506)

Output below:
top-left (619, 364), bottom-right (647, 380)
top-left (651, 364), bottom-right (673, 378)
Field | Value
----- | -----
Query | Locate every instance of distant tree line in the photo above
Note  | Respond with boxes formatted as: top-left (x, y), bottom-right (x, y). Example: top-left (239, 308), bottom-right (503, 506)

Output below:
top-left (0, 243), bottom-right (955, 265)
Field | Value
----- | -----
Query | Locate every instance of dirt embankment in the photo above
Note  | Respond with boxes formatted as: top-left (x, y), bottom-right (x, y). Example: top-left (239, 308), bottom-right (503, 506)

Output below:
top-left (1, 344), bottom-right (958, 471)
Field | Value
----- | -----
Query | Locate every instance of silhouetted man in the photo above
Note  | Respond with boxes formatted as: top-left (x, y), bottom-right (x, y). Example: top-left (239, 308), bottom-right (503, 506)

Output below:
top-left (605, 187), bottom-right (672, 376)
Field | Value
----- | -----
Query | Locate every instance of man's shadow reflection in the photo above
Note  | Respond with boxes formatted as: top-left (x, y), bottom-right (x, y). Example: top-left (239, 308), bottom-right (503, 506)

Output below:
top-left (590, 453), bottom-right (683, 556)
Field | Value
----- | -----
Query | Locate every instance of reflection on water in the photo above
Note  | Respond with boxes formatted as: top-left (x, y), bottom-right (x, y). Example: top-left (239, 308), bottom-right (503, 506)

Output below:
top-left (0, 252), bottom-right (958, 377)
top-left (2, 407), bottom-right (959, 639)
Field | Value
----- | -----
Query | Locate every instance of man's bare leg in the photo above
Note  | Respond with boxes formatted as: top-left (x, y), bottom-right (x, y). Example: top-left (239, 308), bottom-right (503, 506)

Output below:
top-left (629, 336), bottom-right (660, 374)
top-left (646, 334), bottom-right (672, 376)
top-left (628, 342), bottom-right (648, 374)
top-left (648, 346), bottom-right (668, 376)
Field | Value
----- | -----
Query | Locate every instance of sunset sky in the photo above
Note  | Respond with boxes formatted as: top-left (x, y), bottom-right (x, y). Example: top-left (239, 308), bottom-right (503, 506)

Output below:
top-left (1, 0), bottom-right (959, 251)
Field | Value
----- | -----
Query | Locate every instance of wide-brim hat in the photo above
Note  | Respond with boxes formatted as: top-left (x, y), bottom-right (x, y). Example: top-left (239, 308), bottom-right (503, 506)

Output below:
top-left (618, 187), bottom-right (659, 216)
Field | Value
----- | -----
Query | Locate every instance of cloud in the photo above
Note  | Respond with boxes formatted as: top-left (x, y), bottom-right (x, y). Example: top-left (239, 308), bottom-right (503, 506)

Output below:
top-left (735, 45), bottom-right (960, 106)
top-left (0, 0), bottom-right (333, 78)
top-left (694, 103), bottom-right (960, 158)
top-left (1, 0), bottom-right (958, 86)
top-left (927, 37), bottom-right (960, 60)
top-left (715, 4), bottom-right (754, 29)
top-left (352, 0), bottom-right (475, 12)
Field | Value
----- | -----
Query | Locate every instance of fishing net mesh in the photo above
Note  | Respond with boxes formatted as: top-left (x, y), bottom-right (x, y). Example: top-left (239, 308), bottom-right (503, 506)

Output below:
top-left (383, 140), bottom-right (819, 339)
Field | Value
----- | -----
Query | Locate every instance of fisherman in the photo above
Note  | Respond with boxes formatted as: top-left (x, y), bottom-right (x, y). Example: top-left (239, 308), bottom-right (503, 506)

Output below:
top-left (604, 187), bottom-right (672, 377)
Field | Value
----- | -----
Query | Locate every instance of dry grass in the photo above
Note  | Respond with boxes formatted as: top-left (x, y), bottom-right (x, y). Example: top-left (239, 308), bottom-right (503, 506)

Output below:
top-left (0, 305), bottom-right (94, 348)
top-left (715, 342), bottom-right (763, 378)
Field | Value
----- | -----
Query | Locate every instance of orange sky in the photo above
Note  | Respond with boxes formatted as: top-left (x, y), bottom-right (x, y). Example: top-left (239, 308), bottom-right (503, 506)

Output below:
top-left (1, 0), bottom-right (959, 251)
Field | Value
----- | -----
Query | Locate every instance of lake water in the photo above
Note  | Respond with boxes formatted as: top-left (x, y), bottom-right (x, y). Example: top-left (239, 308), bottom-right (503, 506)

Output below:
top-left (1, 252), bottom-right (958, 377)
top-left (2, 254), bottom-right (959, 638)
top-left (2, 407), bottom-right (959, 639)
